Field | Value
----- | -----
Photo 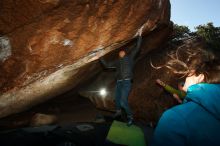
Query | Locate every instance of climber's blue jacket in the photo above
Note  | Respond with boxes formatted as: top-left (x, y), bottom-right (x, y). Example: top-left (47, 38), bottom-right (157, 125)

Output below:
top-left (151, 83), bottom-right (220, 146)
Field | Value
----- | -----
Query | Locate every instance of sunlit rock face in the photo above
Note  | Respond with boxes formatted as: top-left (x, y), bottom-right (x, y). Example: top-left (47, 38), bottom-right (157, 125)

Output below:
top-left (0, 0), bottom-right (60, 34)
top-left (80, 37), bottom-right (208, 123)
top-left (0, 0), bottom-right (171, 118)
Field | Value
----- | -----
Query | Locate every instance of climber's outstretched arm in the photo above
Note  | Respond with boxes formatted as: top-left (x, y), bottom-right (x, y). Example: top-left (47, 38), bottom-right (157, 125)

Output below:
top-left (130, 26), bottom-right (144, 59)
top-left (130, 36), bottom-right (142, 59)
top-left (100, 58), bottom-right (117, 69)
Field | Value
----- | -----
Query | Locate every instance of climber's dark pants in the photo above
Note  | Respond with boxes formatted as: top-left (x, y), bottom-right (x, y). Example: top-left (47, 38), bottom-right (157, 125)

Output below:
top-left (115, 79), bottom-right (133, 118)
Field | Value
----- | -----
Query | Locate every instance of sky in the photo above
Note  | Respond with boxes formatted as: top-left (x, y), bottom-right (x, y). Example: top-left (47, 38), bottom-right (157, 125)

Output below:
top-left (171, 0), bottom-right (220, 31)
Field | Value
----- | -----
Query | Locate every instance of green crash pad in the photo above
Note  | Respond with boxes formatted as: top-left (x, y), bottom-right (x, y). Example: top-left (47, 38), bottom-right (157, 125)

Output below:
top-left (107, 120), bottom-right (146, 146)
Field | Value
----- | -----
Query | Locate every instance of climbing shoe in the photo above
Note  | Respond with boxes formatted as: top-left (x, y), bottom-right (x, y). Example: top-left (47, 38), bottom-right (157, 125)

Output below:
top-left (127, 116), bottom-right (133, 126)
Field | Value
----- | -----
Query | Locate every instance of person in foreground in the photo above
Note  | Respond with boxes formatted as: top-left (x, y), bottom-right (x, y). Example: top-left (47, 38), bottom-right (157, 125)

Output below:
top-left (151, 49), bottom-right (220, 146)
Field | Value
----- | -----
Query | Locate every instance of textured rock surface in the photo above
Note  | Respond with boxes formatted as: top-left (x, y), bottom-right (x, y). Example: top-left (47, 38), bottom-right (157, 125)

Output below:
top-left (0, 0), bottom-right (60, 34)
top-left (30, 113), bottom-right (58, 127)
top-left (0, 0), bottom-right (171, 118)
top-left (80, 37), bottom-right (208, 123)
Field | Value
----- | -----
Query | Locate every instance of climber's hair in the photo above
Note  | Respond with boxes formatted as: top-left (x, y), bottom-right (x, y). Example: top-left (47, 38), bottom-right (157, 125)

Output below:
top-left (119, 50), bottom-right (126, 53)
top-left (167, 46), bottom-right (220, 84)
top-left (201, 60), bottom-right (220, 83)
top-left (118, 50), bottom-right (126, 56)
top-left (152, 42), bottom-right (220, 84)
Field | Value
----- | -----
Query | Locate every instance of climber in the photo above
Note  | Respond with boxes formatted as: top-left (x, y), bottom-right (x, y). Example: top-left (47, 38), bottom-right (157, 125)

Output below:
top-left (101, 29), bottom-right (143, 126)
top-left (92, 27), bottom-right (143, 126)
top-left (151, 48), bottom-right (220, 146)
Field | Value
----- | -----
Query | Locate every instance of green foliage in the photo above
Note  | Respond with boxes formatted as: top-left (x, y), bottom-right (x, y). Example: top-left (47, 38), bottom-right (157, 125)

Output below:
top-left (172, 23), bottom-right (220, 51)
top-left (195, 22), bottom-right (220, 51)
top-left (173, 24), bottom-right (191, 39)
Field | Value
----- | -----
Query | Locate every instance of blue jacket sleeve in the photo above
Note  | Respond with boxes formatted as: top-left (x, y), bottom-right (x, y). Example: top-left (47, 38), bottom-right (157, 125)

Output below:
top-left (150, 110), bottom-right (188, 146)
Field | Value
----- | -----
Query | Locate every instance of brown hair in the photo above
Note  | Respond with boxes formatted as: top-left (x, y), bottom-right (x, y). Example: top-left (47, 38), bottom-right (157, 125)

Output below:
top-left (196, 59), bottom-right (220, 83)
top-left (154, 43), bottom-right (220, 84)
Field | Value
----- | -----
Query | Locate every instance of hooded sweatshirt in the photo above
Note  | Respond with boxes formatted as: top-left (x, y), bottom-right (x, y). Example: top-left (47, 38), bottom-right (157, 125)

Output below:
top-left (151, 83), bottom-right (220, 146)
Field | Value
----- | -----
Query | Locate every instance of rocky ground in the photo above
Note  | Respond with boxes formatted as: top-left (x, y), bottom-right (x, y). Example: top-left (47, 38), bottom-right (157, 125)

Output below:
top-left (0, 89), bottom-right (153, 146)
top-left (0, 89), bottom-right (106, 130)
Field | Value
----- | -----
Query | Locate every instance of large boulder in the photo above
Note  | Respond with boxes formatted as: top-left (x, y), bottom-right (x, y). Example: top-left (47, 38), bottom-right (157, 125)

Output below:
top-left (0, 0), bottom-right (171, 118)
